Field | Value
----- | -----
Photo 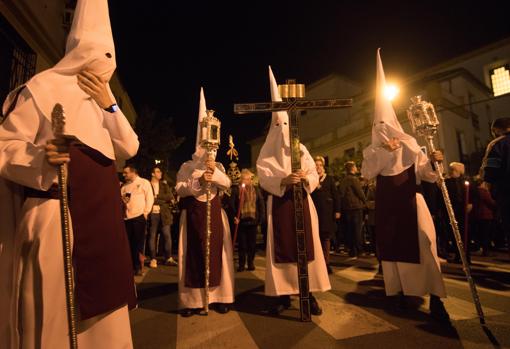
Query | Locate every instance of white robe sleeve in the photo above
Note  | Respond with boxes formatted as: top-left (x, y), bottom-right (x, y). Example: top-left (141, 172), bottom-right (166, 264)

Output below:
top-left (415, 151), bottom-right (438, 183)
top-left (176, 161), bottom-right (230, 199)
top-left (211, 163), bottom-right (231, 190)
top-left (0, 89), bottom-right (57, 190)
top-left (175, 162), bottom-right (195, 198)
top-left (361, 145), bottom-right (392, 180)
top-left (143, 179), bottom-right (154, 216)
top-left (102, 109), bottom-right (139, 160)
top-left (257, 164), bottom-right (286, 197)
top-left (301, 146), bottom-right (319, 194)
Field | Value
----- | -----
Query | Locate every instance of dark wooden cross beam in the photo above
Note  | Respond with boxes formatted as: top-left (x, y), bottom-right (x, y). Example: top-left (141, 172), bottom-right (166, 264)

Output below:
top-left (234, 79), bottom-right (352, 322)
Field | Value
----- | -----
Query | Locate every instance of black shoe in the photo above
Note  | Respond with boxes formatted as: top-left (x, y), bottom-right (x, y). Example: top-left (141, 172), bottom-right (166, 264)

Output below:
top-left (215, 303), bottom-right (230, 314)
top-left (430, 295), bottom-right (450, 324)
top-left (247, 263), bottom-right (255, 271)
top-left (269, 303), bottom-right (285, 315)
top-left (310, 295), bottom-right (323, 316)
top-left (280, 295), bottom-right (291, 308)
top-left (327, 265), bottom-right (333, 274)
top-left (396, 292), bottom-right (408, 310)
top-left (180, 308), bottom-right (195, 317)
top-left (237, 265), bottom-right (245, 272)
top-left (270, 295), bottom-right (291, 315)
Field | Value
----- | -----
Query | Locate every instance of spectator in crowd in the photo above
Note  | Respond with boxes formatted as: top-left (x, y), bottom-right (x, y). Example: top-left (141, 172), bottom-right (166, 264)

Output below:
top-left (230, 169), bottom-right (266, 271)
top-left (148, 166), bottom-right (178, 268)
top-left (364, 179), bottom-right (378, 256)
top-left (311, 156), bottom-right (341, 274)
top-left (471, 177), bottom-right (497, 256)
top-left (338, 161), bottom-right (367, 258)
top-left (480, 117), bottom-right (510, 255)
top-left (444, 162), bottom-right (471, 263)
top-left (421, 180), bottom-right (449, 259)
top-left (122, 165), bottom-right (154, 275)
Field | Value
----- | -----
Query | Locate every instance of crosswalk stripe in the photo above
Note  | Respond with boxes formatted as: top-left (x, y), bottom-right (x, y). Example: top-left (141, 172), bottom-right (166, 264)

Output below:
top-left (443, 277), bottom-right (510, 297)
top-left (248, 257), bottom-right (399, 340)
top-left (331, 265), bottom-right (507, 321)
top-left (419, 296), bottom-right (504, 321)
top-left (176, 309), bottom-right (259, 349)
top-left (312, 291), bottom-right (399, 340)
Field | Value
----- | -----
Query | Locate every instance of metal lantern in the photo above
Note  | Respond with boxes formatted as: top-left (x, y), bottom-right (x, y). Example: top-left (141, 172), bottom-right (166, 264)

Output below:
top-left (406, 95), bottom-right (440, 138)
top-left (200, 109), bottom-right (221, 150)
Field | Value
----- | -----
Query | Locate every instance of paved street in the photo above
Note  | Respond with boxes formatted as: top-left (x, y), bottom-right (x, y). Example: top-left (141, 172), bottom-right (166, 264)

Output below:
top-left (130, 251), bottom-right (510, 349)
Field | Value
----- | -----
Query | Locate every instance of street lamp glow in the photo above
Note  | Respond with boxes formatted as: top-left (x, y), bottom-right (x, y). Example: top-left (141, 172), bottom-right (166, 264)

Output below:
top-left (155, 159), bottom-right (162, 164)
top-left (384, 84), bottom-right (400, 101)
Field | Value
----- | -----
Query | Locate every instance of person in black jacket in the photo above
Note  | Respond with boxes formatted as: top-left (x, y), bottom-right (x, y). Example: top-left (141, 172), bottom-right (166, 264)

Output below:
top-left (148, 166), bottom-right (178, 268)
top-left (230, 169), bottom-right (266, 271)
top-left (443, 162), bottom-right (471, 263)
top-left (311, 156), bottom-right (341, 274)
top-left (338, 161), bottom-right (367, 257)
top-left (481, 117), bottom-right (510, 256)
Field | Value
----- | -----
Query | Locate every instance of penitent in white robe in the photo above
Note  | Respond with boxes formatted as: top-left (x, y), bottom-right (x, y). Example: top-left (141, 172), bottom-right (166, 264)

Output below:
top-left (362, 148), bottom-right (447, 298)
top-left (0, 89), bottom-right (138, 349)
top-left (175, 162), bottom-right (235, 309)
top-left (258, 145), bottom-right (331, 296)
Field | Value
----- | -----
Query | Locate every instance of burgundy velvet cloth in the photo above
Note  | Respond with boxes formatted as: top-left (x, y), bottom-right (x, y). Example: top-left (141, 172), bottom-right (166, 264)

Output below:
top-left (181, 195), bottom-right (223, 288)
top-left (271, 188), bottom-right (314, 263)
top-left (68, 144), bottom-right (137, 320)
top-left (375, 165), bottom-right (420, 264)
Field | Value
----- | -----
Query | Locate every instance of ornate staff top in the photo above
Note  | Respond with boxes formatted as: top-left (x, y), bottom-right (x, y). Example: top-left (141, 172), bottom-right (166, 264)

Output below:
top-left (199, 109), bottom-right (221, 151)
top-left (406, 95), bottom-right (440, 138)
top-left (51, 103), bottom-right (66, 137)
top-left (226, 134), bottom-right (241, 185)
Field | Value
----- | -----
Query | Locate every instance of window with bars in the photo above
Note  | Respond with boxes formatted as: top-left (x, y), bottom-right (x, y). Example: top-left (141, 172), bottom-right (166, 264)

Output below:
top-left (0, 14), bottom-right (36, 110)
top-left (490, 64), bottom-right (510, 97)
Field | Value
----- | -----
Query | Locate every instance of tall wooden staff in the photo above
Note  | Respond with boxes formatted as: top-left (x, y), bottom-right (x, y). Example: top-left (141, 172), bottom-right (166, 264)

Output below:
top-left (51, 104), bottom-right (78, 348)
top-left (407, 96), bottom-right (485, 325)
top-left (199, 109), bottom-right (221, 314)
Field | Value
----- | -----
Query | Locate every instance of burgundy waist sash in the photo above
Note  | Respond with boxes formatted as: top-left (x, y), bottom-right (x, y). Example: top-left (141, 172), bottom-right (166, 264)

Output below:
top-left (181, 195), bottom-right (223, 288)
top-left (375, 165), bottom-right (419, 264)
top-left (271, 188), bottom-right (314, 263)
top-left (68, 144), bottom-right (137, 320)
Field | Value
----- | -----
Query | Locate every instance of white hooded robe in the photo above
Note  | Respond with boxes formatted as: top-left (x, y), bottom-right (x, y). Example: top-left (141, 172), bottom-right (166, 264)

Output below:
top-left (361, 50), bottom-right (446, 298)
top-left (256, 67), bottom-right (331, 296)
top-left (175, 88), bottom-right (234, 309)
top-left (0, 0), bottom-right (139, 347)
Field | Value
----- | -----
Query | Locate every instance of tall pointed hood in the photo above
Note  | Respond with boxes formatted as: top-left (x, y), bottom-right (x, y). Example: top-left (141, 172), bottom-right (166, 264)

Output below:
top-left (21, 0), bottom-right (118, 159)
top-left (362, 49), bottom-right (421, 178)
top-left (256, 66), bottom-right (292, 178)
top-left (373, 48), bottom-right (405, 143)
top-left (192, 87), bottom-right (209, 161)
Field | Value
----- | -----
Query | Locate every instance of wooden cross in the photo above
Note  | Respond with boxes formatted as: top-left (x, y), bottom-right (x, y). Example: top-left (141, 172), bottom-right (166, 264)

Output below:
top-left (234, 79), bottom-right (352, 321)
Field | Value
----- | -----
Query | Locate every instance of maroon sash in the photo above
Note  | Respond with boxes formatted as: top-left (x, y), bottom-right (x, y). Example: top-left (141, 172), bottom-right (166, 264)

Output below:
top-left (272, 189), bottom-right (314, 263)
top-left (375, 165), bottom-right (419, 263)
top-left (68, 144), bottom-right (137, 320)
top-left (182, 195), bottom-right (223, 288)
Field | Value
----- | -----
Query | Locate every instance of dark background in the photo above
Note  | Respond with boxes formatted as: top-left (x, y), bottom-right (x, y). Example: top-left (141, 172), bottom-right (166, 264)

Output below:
top-left (108, 0), bottom-right (510, 171)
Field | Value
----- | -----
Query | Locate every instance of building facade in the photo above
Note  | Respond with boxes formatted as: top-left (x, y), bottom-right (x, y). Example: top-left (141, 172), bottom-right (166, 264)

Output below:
top-left (0, 0), bottom-right (137, 124)
top-left (249, 38), bottom-right (510, 177)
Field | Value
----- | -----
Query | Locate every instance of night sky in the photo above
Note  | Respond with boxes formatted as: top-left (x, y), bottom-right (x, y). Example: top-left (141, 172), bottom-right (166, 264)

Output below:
top-left (108, 0), bottom-right (510, 170)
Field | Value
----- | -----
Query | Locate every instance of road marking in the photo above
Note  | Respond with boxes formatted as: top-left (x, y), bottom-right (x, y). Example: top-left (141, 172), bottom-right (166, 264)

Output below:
top-left (333, 266), bottom-right (379, 283)
top-left (313, 292), bottom-right (399, 340)
top-left (419, 295), bottom-right (503, 321)
top-left (176, 310), bottom-right (259, 349)
top-left (250, 258), bottom-right (398, 340)
top-left (443, 277), bottom-right (510, 297)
